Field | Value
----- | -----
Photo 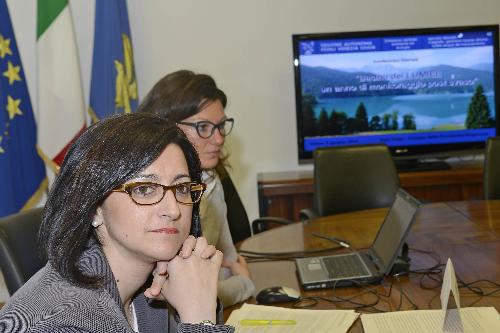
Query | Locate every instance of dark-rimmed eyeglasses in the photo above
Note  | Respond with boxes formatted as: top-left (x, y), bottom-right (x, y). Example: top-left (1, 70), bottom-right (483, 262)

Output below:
top-left (112, 181), bottom-right (206, 206)
top-left (177, 118), bottom-right (234, 139)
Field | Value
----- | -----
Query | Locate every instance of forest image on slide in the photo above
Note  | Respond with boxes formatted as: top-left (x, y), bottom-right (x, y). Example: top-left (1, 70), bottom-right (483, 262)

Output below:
top-left (300, 84), bottom-right (494, 138)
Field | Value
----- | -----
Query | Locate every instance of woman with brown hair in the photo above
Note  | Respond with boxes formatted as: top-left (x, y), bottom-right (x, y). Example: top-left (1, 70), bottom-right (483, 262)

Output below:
top-left (0, 113), bottom-right (233, 332)
top-left (138, 70), bottom-right (255, 307)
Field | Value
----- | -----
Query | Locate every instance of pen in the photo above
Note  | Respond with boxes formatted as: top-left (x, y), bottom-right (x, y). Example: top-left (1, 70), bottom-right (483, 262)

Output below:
top-left (240, 319), bottom-right (297, 326)
top-left (312, 232), bottom-right (351, 248)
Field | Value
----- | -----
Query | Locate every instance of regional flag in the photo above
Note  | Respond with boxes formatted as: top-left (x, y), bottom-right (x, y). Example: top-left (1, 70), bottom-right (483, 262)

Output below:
top-left (89, 0), bottom-right (138, 122)
top-left (36, 0), bottom-right (86, 173)
top-left (0, 0), bottom-right (47, 217)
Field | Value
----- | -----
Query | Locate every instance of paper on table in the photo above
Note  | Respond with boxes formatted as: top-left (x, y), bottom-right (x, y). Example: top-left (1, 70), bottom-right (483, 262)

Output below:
top-left (361, 307), bottom-right (500, 333)
top-left (361, 258), bottom-right (500, 333)
top-left (441, 258), bottom-right (463, 331)
top-left (441, 258), bottom-right (461, 310)
top-left (226, 303), bottom-right (359, 333)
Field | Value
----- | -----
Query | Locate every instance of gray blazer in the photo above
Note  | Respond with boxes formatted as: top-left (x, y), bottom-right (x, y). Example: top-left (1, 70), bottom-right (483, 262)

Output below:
top-left (0, 241), bottom-right (234, 333)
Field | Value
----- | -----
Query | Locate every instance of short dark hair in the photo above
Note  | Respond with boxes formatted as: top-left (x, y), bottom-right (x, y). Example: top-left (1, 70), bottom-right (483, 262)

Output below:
top-left (137, 70), bottom-right (227, 123)
top-left (39, 113), bottom-right (202, 287)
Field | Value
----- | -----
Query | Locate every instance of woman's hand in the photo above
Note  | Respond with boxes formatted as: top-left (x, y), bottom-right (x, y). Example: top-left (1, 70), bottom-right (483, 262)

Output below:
top-left (144, 236), bottom-right (217, 298)
top-left (144, 236), bottom-right (222, 324)
top-left (222, 254), bottom-right (251, 279)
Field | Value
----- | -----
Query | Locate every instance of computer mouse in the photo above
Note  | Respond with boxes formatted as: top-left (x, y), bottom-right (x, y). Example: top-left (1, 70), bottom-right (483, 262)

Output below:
top-left (256, 286), bottom-right (300, 304)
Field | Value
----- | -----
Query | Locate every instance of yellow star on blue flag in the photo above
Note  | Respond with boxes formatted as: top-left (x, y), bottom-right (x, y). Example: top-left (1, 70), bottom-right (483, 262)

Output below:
top-left (0, 33), bottom-right (13, 58)
top-left (3, 61), bottom-right (22, 84)
top-left (89, 0), bottom-right (138, 122)
top-left (0, 0), bottom-right (47, 217)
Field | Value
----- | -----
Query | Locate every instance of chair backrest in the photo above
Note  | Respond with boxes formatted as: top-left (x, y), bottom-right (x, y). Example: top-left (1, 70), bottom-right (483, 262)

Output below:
top-left (484, 137), bottom-right (500, 200)
top-left (217, 167), bottom-right (252, 243)
top-left (0, 207), bottom-right (46, 295)
top-left (313, 144), bottom-right (400, 216)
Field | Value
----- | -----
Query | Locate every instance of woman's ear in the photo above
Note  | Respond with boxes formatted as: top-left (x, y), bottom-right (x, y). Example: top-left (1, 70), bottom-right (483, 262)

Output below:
top-left (92, 207), bottom-right (104, 228)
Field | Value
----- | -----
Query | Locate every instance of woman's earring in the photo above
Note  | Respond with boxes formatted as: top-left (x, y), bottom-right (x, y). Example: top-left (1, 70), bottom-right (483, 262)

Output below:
top-left (92, 219), bottom-right (103, 228)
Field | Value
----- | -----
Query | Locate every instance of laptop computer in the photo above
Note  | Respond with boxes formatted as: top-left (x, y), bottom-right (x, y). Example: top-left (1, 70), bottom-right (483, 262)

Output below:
top-left (296, 188), bottom-right (420, 290)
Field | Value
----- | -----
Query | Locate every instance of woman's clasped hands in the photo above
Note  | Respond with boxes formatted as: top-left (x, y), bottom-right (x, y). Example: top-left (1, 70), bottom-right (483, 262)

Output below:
top-left (144, 236), bottom-right (222, 324)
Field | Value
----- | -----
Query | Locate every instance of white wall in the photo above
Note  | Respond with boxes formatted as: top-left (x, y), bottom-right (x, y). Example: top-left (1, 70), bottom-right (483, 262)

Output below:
top-left (7, 0), bottom-right (500, 222)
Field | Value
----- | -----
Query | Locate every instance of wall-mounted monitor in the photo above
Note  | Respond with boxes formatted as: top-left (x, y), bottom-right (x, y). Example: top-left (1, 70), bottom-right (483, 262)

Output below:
top-left (293, 25), bottom-right (499, 170)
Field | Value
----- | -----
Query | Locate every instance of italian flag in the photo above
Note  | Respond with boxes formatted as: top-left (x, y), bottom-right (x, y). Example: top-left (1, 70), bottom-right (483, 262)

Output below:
top-left (36, 0), bottom-right (86, 174)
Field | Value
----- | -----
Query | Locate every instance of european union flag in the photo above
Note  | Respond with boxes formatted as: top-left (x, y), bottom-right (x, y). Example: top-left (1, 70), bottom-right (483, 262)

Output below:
top-left (0, 0), bottom-right (47, 217)
top-left (89, 0), bottom-right (138, 121)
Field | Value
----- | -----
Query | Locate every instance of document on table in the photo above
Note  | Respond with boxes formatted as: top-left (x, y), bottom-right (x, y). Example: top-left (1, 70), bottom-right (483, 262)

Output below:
top-left (441, 258), bottom-right (462, 330)
top-left (226, 303), bottom-right (359, 333)
top-left (361, 307), bottom-right (500, 333)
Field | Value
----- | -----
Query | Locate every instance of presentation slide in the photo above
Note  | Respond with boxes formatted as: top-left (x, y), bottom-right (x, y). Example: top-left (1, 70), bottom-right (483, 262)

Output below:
top-left (297, 30), bottom-right (496, 152)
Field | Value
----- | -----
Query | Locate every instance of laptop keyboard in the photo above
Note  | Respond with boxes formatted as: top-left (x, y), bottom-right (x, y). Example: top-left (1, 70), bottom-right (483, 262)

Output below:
top-left (323, 254), bottom-right (370, 279)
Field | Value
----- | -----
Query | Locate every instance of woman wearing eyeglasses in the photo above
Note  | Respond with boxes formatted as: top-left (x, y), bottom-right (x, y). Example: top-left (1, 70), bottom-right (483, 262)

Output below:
top-left (0, 113), bottom-right (233, 332)
top-left (138, 70), bottom-right (255, 308)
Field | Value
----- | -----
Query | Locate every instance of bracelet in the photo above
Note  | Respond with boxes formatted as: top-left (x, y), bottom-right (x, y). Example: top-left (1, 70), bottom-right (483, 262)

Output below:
top-left (200, 320), bottom-right (215, 326)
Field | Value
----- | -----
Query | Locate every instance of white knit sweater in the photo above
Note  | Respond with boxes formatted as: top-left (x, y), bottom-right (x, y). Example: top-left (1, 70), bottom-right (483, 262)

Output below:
top-left (200, 171), bottom-right (255, 307)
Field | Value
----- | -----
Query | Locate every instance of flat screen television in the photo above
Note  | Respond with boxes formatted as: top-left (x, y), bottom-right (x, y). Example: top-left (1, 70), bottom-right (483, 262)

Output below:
top-left (293, 25), bottom-right (499, 170)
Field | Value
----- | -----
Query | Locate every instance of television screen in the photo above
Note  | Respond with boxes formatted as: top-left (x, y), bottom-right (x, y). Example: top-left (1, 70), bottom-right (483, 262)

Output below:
top-left (293, 25), bottom-right (499, 168)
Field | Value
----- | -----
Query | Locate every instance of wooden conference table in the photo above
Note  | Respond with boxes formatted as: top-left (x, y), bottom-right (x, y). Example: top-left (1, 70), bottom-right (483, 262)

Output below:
top-left (226, 201), bottom-right (500, 332)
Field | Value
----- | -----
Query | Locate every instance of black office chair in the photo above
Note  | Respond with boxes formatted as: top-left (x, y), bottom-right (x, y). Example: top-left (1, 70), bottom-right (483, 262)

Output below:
top-left (484, 137), bottom-right (500, 200)
top-left (217, 166), bottom-right (294, 242)
top-left (301, 144), bottom-right (400, 219)
top-left (0, 207), bottom-right (46, 295)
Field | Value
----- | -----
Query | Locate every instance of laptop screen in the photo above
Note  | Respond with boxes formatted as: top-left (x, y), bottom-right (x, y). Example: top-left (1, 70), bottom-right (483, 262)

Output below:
top-left (371, 189), bottom-right (420, 273)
